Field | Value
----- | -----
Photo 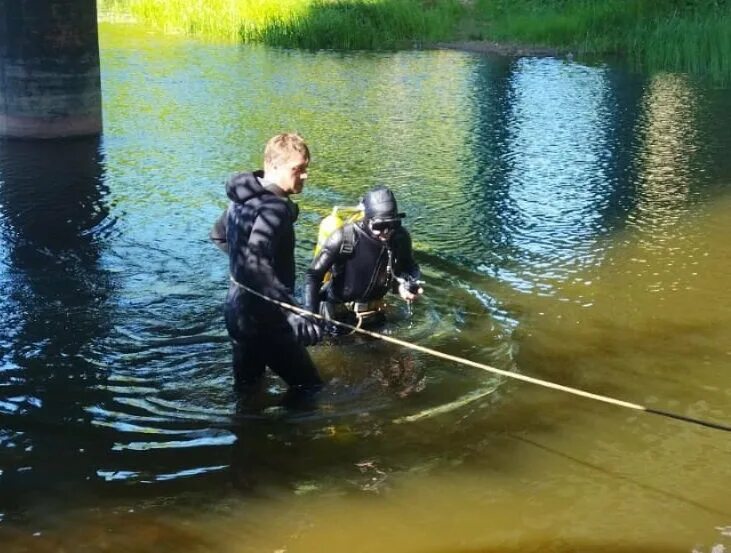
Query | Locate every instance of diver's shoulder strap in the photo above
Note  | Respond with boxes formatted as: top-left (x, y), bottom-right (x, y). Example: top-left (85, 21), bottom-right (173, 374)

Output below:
top-left (340, 224), bottom-right (356, 256)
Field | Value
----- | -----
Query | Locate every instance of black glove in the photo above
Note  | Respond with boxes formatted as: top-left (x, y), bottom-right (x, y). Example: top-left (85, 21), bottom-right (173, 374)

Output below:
top-left (286, 311), bottom-right (322, 346)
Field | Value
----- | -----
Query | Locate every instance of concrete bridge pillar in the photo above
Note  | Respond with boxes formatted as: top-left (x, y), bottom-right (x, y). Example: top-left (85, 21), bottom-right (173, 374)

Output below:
top-left (0, 0), bottom-right (102, 138)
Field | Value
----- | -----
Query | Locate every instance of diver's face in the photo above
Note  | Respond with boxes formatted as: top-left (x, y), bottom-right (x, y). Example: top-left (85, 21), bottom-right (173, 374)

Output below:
top-left (270, 153), bottom-right (309, 195)
top-left (368, 218), bottom-right (400, 241)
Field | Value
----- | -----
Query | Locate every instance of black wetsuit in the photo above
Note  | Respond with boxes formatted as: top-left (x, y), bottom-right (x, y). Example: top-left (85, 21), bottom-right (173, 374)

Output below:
top-left (211, 171), bottom-right (321, 388)
top-left (304, 222), bottom-right (420, 325)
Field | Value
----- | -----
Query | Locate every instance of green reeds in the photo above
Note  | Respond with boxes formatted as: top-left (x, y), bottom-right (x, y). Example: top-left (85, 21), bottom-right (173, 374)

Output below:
top-left (98, 0), bottom-right (730, 79)
top-left (255, 0), bottom-right (464, 49)
top-left (640, 12), bottom-right (731, 78)
top-left (100, 0), bottom-right (464, 49)
top-left (474, 0), bottom-right (730, 81)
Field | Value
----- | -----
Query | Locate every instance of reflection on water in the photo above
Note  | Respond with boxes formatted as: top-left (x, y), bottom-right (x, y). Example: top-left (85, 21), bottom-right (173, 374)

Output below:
top-left (0, 23), bottom-right (730, 552)
top-left (0, 137), bottom-right (117, 515)
top-left (632, 74), bottom-right (697, 240)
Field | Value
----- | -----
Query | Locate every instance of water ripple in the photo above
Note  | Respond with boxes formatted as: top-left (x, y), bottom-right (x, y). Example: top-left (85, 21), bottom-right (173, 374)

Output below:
top-left (0, 30), bottom-right (728, 507)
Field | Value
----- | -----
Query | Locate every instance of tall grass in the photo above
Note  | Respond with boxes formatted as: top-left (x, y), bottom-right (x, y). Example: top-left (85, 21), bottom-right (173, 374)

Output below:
top-left (99, 0), bottom-right (465, 49)
top-left (255, 0), bottom-right (464, 49)
top-left (473, 0), bottom-right (730, 81)
top-left (640, 13), bottom-right (731, 78)
top-left (99, 0), bottom-right (730, 79)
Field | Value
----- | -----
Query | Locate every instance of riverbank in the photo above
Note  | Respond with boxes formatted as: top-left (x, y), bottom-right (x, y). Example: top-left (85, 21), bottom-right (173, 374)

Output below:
top-left (98, 0), bottom-right (730, 81)
top-left (434, 40), bottom-right (561, 58)
top-left (98, 0), bottom-right (465, 49)
top-left (465, 0), bottom-right (730, 81)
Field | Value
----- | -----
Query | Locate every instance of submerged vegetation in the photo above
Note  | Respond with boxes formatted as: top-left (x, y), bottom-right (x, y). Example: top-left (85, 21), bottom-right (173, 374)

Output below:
top-left (98, 0), bottom-right (730, 80)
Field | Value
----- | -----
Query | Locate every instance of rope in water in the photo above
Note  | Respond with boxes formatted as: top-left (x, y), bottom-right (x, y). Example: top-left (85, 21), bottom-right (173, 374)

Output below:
top-left (230, 277), bottom-right (731, 433)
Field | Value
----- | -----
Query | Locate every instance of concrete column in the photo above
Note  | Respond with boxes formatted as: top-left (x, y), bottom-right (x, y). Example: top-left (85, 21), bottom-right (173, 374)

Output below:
top-left (0, 0), bottom-right (102, 138)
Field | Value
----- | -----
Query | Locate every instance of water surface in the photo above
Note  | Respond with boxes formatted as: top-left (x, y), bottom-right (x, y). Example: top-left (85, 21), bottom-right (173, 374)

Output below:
top-left (0, 23), bottom-right (730, 552)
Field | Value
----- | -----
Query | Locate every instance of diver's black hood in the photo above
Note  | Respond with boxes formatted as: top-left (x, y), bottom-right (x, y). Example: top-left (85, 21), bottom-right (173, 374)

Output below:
top-left (363, 185), bottom-right (405, 221)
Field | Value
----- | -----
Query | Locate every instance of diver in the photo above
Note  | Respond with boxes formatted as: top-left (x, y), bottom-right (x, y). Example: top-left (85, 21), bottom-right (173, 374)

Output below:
top-left (304, 185), bottom-right (423, 333)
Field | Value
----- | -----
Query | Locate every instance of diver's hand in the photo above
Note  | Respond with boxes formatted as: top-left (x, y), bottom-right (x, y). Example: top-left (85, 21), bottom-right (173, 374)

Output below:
top-left (397, 278), bottom-right (424, 301)
top-left (286, 311), bottom-right (322, 346)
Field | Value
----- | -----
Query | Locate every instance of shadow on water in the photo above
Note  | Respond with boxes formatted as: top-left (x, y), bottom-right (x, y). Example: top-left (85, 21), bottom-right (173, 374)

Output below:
top-left (463, 56), bottom-right (731, 293)
top-left (465, 55), bottom-right (519, 274)
top-left (0, 136), bottom-right (117, 518)
top-left (464, 56), bottom-right (650, 284)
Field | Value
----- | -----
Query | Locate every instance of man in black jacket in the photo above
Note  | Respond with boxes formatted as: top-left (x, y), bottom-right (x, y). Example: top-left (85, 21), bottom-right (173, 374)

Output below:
top-left (211, 133), bottom-right (322, 392)
top-left (304, 186), bottom-right (422, 332)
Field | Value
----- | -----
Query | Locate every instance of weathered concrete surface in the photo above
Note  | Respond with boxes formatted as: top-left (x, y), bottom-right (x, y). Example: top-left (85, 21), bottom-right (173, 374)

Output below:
top-left (0, 0), bottom-right (102, 138)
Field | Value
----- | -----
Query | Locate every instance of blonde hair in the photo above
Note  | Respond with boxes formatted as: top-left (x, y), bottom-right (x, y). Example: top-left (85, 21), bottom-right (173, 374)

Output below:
top-left (264, 133), bottom-right (310, 168)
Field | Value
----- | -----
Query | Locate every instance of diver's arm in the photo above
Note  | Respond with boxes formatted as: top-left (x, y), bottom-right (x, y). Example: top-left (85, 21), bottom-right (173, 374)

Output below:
top-left (392, 227), bottom-right (421, 283)
top-left (304, 229), bottom-right (343, 315)
top-left (210, 206), bottom-right (229, 253)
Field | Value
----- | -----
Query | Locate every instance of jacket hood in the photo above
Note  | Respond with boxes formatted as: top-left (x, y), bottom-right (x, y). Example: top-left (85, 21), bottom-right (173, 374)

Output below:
top-left (226, 170), bottom-right (267, 204)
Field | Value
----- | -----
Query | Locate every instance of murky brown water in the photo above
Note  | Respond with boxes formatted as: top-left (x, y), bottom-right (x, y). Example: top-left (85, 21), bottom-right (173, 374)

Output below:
top-left (0, 23), bottom-right (729, 553)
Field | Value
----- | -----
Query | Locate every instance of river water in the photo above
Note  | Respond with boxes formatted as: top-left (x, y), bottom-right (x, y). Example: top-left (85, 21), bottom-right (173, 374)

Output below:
top-left (1, 23), bottom-right (730, 552)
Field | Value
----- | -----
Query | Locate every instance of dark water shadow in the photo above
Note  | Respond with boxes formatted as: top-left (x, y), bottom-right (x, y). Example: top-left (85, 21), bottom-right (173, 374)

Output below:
top-left (0, 136), bottom-right (117, 517)
top-left (464, 57), bottom-right (649, 275)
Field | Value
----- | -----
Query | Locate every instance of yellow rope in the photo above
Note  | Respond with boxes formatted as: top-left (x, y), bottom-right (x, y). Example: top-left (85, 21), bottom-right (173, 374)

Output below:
top-left (229, 276), bottom-right (731, 433)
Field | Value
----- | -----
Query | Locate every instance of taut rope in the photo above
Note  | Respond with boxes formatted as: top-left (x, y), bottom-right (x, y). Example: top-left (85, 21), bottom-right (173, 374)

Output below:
top-left (230, 277), bottom-right (731, 433)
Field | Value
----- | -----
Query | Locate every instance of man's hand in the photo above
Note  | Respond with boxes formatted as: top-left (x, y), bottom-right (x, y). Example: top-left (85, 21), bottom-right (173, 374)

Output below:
top-left (286, 311), bottom-right (322, 346)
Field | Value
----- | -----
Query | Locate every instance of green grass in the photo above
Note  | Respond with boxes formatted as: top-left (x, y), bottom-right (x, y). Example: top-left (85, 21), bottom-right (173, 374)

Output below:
top-left (98, 0), bottom-right (465, 49)
top-left (98, 0), bottom-right (730, 80)
top-left (254, 0), bottom-right (464, 49)
top-left (473, 0), bottom-right (730, 81)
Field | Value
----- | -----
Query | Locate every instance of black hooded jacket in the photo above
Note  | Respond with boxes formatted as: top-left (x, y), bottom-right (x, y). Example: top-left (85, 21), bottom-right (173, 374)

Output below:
top-left (211, 171), bottom-right (299, 334)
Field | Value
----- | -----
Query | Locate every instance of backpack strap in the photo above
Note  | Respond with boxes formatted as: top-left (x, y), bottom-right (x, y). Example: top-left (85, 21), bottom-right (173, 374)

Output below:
top-left (339, 224), bottom-right (355, 257)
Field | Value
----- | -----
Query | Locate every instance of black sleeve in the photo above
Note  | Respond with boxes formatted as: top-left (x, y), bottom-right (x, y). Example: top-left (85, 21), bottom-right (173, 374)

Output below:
top-left (210, 206), bottom-right (229, 253)
top-left (392, 227), bottom-right (420, 282)
top-left (304, 228), bottom-right (344, 314)
top-left (238, 201), bottom-right (297, 306)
